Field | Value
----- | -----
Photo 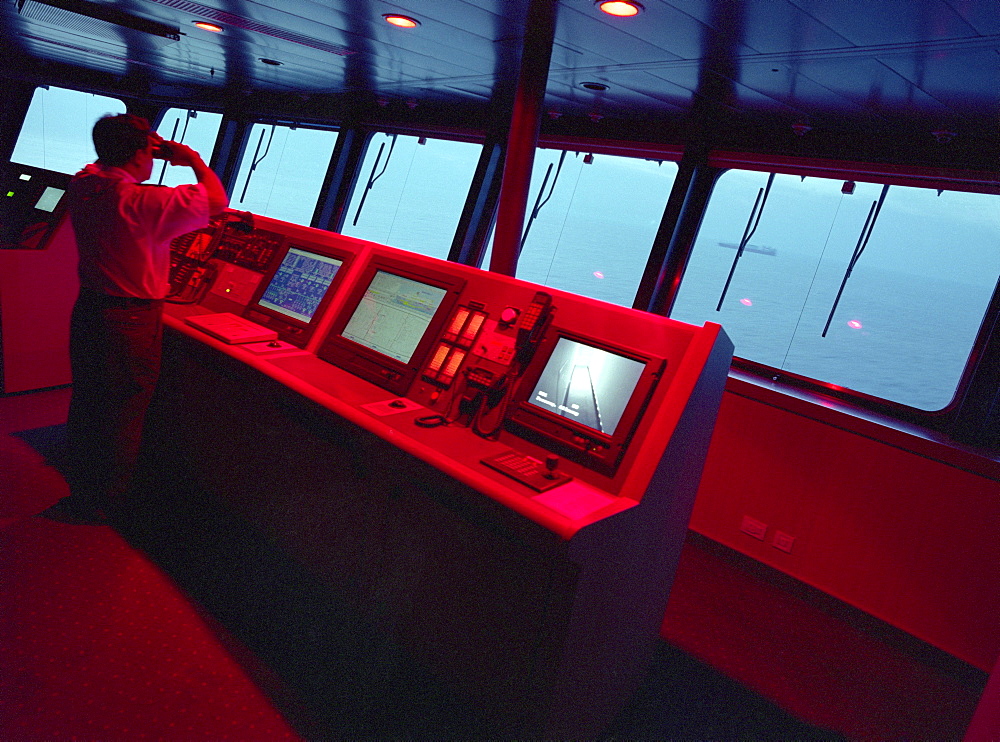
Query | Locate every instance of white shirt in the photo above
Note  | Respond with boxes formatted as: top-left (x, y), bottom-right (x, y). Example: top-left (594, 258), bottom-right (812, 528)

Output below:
top-left (68, 163), bottom-right (210, 299)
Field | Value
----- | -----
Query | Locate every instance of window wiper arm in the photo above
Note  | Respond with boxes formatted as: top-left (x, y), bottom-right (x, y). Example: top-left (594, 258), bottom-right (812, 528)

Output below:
top-left (238, 124), bottom-right (276, 203)
top-left (155, 117), bottom-right (181, 186)
top-left (155, 110), bottom-right (195, 186)
top-left (352, 134), bottom-right (397, 226)
top-left (519, 149), bottom-right (567, 256)
top-left (716, 172), bottom-right (775, 311)
top-left (821, 184), bottom-right (890, 337)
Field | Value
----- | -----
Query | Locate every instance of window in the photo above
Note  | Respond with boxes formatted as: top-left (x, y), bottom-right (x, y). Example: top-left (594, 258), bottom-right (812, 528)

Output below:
top-left (230, 123), bottom-right (339, 226)
top-left (485, 150), bottom-right (678, 308)
top-left (150, 108), bottom-right (223, 187)
top-left (10, 86), bottom-right (126, 174)
top-left (341, 133), bottom-right (481, 260)
top-left (670, 170), bottom-right (1000, 411)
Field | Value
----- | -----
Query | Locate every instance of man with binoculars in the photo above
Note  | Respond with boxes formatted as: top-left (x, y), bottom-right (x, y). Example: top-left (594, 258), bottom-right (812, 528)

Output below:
top-left (41, 114), bottom-right (228, 524)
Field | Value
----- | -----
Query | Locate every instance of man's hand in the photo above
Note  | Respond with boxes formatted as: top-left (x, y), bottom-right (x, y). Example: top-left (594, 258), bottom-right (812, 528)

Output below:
top-left (162, 141), bottom-right (202, 168)
top-left (152, 138), bottom-right (229, 215)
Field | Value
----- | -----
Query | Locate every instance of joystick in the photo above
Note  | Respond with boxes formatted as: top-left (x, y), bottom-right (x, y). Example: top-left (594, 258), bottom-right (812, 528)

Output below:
top-left (544, 455), bottom-right (560, 480)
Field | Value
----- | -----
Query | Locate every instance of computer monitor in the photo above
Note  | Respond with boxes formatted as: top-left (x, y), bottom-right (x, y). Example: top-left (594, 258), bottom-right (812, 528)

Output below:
top-left (244, 240), bottom-right (351, 346)
top-left (317, 257), bottom-right (465, 395)
top-left (506, 330), bottom-right (666, 477)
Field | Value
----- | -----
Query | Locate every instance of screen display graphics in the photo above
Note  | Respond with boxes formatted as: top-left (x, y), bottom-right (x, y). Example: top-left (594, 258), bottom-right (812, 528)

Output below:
top-left (526, 337), bottom-right (646, 436)
top-left (258, 247), bottom-right (343, 323)
top-left (341, 270), bottom-right (449, 363)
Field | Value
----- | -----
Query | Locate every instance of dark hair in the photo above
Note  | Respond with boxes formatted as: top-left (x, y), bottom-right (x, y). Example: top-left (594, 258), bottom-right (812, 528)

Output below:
top-left (92, 114), bottom-right (152, 167)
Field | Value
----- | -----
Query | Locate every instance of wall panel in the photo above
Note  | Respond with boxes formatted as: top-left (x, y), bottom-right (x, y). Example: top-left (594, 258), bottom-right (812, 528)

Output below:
top-left (688, 382), bottom-right (1000, 671)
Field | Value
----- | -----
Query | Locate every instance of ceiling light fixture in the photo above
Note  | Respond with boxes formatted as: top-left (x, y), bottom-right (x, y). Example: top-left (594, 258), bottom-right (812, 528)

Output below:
top-left (581, 81), bottom-right (609, 91)
top-left (597, 1), bottom-right (644, 17)
top-left (192, 20), bottom-right (223, 33)
top-left (383, 14), bottom-right (420, 28)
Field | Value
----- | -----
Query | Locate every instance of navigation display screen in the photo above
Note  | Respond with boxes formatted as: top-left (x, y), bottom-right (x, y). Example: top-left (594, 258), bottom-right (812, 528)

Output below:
top-left (258, 246), bottom-right (343, 323)
top-left (525, 336), bottom-right (645, 436)
top-left (341, 270), bottom-right (449, 363)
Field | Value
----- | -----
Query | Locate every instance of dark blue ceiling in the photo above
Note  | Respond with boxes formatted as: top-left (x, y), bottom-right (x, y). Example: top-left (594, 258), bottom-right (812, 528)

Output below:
top-left (2, 0), bottom-right (998, 149)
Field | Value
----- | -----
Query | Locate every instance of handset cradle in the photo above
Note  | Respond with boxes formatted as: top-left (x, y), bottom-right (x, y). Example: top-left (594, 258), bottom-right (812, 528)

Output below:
top-left (515, 291), bottom-right (553, 367)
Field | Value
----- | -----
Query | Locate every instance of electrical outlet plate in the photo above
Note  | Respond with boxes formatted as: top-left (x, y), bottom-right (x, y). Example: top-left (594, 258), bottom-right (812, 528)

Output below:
top-left (740, 515), bottom-right (767, 540)
top-left (773, 531), bottom-right (795, 553)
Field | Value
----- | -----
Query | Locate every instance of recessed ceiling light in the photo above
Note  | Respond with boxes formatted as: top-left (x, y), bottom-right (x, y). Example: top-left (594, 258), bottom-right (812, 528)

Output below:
top-left (597, 1), bottom-right (644, 17)
top-left (581, 81), bottom-right (609, 91)
top-left (383, 14), bottom-right (420, 28)
top-left (192, 21), bottom-right (223, 33)
top-left (259, 58), bottom-right (282, 66)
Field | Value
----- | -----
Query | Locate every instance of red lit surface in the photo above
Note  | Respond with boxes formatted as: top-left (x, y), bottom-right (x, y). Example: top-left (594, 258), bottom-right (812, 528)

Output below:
top-left (689, 377), bottom-right (1000, 672)
top-left (1, 389), bottom-right (983, 740)
top-left (0, 426), bottom-right (300, 739)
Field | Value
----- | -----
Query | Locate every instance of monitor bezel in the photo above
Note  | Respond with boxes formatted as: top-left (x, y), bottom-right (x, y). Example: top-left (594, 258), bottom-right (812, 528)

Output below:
top-left (317, 257), bottom-right (466, 395)
top-left (243, 239), bottom-right (352, 347)
top-left (505, 329), bottom-right (665, 477)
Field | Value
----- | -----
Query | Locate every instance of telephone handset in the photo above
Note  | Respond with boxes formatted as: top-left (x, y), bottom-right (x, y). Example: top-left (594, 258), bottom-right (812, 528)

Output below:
top-left (514, 291), bottom-right (553, 366)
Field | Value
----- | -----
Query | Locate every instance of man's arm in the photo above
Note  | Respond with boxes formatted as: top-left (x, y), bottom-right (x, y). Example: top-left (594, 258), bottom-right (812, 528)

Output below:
top-left (166, 142), bottom-right (230, 216)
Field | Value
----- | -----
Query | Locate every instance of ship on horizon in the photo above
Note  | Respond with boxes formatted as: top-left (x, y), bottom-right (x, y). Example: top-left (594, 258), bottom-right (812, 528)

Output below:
top-left (718, 241), bottom-right (776, 256)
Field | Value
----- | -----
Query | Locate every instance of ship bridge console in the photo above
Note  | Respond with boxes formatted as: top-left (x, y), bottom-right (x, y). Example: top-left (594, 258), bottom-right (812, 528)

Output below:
top-left (149, 210), bottom-right (733, 737)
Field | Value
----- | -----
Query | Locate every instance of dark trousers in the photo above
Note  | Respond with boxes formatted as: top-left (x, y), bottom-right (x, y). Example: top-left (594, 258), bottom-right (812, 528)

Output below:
top-left (65, 289), bottom-right (164, 505)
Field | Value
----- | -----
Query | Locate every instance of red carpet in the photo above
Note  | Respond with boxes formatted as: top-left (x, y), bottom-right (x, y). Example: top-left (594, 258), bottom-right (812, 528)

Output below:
top-left (1, 389), bottom-right (302, 741)
top-left (0, 517), bottom-right (302, 741)
top-left (0, 388), bottom-right (986, 739)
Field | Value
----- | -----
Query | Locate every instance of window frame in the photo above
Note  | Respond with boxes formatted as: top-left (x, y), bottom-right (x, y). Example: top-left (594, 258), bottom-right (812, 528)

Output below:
top-left (484, 137), bottom-right (684, 308)
top-left (228, 118), bottom-right (342, 228)
top-left (680, 152), bottom-right (1000, 430)
top-left (9, 84), bottom-right (127, 174)
top-left (338, 127), bottom-right (486, 260)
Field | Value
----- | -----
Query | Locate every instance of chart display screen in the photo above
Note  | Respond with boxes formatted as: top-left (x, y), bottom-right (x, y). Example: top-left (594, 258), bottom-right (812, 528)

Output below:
top-left (341, 271), bottom-right (448, 363)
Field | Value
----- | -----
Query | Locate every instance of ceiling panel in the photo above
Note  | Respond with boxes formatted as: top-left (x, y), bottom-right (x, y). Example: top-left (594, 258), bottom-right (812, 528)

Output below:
top-left (644, 0), bottom-right (857, 60)
top-left (751, 57), bottom-right (952, 115)
top-left (784, 0), bottom-right (982, 46)
top-left (880, 47), bottom-right (1000, 118)
top-left (0, 0), bottom-right (997, 150)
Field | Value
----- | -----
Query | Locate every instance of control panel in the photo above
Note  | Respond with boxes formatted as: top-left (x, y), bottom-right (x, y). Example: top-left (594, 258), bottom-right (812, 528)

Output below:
top-left (168, 212), bottom-right (282, 303)
top-left (169, 211), bottom-right (727, 505)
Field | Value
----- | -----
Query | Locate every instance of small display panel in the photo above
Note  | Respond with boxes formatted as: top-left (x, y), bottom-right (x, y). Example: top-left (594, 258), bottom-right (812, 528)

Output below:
top-left (34, 186), bottom-right (64, 213)
top-left (525, 337), bottom-right (646, 436)
top-left (341, 270), bottom-right (449, 363)
top-left (258, 246), bottom-right (343, 323)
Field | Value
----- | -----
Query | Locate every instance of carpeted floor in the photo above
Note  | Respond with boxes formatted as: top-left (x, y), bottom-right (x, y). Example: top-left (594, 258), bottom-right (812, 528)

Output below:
top-left (0, 387), bottom-right (985, 740)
